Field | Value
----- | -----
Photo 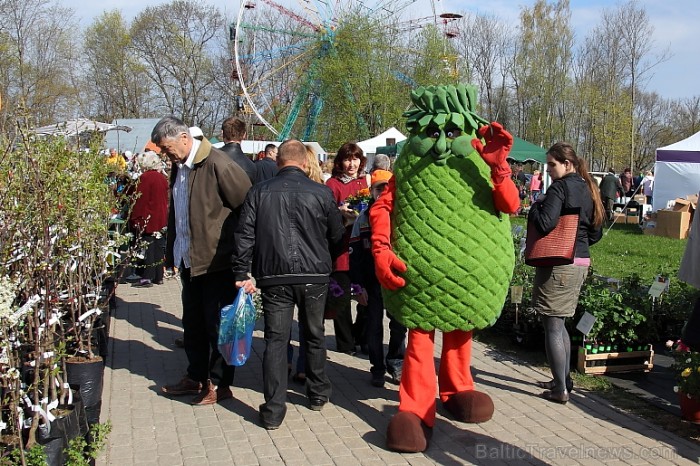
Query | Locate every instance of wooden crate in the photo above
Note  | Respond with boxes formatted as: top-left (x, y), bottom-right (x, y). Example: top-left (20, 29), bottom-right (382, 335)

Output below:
top-left (576, 346), bottom-right (654, 375)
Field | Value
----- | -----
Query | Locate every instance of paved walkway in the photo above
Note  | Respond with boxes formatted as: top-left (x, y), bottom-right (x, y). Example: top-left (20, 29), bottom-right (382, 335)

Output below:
top-left (98, 278), bottom-right (700, 465)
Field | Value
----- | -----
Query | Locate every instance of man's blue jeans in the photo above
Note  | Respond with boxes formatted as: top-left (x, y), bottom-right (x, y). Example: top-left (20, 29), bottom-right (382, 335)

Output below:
top-left (260, 283), bottom-right (331, 426)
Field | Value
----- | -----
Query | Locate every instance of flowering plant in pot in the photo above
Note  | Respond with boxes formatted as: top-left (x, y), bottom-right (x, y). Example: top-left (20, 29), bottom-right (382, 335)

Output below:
top-left (323, 275), bottom-right (362, 319)
top-left (667, 340), bottom-right (700, 398)
top-left (667, 339), bottom-right (700, 422)
top-left (344, 188), bottom-right (372, 212)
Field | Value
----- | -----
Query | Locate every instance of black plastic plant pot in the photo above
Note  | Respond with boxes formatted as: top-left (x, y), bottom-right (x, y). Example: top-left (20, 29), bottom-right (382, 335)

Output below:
top-left (53, 404), bottom-right (81, 444)
top-left (66, 357), bottom-right (104, 410)
top-left (92, 323), bottom-right (109, 361)
top-left (71, 389), bottom-right (89, 436)
top-left (36, 422), bottom-right (67, 466)
top-left (84, 401), bottom-right (102, 426)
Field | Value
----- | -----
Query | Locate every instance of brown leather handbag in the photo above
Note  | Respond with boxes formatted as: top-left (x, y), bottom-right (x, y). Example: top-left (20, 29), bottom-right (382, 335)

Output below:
top-left (525, 183), bottom-right (580, 267)
top-left (525, 210), bottom-right (579, 266)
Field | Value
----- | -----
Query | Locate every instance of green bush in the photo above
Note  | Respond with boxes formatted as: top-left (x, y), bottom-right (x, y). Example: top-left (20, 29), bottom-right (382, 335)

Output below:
top-left (64, 421), bottom-right (112, 466)
top-left (575, 275), bottom-right (648, 345)
top-left (0, 444), bottom-right (46, 466)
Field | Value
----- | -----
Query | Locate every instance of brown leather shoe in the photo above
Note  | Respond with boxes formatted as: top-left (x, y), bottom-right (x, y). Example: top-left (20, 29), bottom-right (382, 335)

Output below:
top-left (161, 376), bottom-right (202, 396)
top-left (216, 385), bottom-right (233, 402)
top-left (190, 381), bottom-right (233, 406)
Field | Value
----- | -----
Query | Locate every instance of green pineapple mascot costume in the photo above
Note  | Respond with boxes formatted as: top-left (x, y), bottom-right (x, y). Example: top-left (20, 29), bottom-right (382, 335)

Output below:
top-left (370, 84), bottom-right (520, 452)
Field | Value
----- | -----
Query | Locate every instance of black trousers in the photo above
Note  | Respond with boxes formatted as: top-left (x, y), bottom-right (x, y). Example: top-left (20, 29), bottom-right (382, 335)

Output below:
top-left (138, 234), bottom-right (165, 283)
top-left (365, 286), bottom-right (406, 377)
top-left (683, 298), bottom-right (700, 352)
top-left (602, 197), bottom-right (615, 222)
top-left (260, 283), bottom-right (331, 426)
top-left (181, 267), bottom-right (237, 386)
top-left (332, 272), bottom-right (355, 352)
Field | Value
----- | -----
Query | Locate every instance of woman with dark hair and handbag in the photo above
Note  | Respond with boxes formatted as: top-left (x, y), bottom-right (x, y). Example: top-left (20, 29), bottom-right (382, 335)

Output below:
top-left (527, 142), bottom-right (604, 403)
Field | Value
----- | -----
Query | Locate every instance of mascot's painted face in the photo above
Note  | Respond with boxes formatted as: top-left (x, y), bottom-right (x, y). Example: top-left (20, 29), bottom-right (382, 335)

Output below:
top-left (404, 84), bottom-right (487, 165)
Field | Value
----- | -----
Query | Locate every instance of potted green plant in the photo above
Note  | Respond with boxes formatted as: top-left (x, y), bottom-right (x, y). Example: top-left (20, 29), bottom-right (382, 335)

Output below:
top-left (496, 226), bottom-right (542, 346)
top-left (0, 125), bottom-right (125, 461)
top-left (576, 276), bottom-right (648, 349)
top-left (574, 276), bottom-right (654, 374)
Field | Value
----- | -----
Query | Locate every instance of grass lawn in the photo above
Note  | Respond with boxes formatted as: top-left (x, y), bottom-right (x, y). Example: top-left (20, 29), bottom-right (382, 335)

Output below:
top-left (509, 217), bottom-right (688, 282)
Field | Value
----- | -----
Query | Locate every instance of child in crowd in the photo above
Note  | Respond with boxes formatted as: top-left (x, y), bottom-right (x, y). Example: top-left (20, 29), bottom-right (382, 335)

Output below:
top-left (349, 170), bottom-right (407, 387)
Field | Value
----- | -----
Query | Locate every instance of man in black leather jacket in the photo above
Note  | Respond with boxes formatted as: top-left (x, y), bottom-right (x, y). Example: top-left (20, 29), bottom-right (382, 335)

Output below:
top-left (220, 116), bottom-right (256, 184)
top-left (232, 139), bottom-right (345, 430)
top-left (254, 143), bottom-right (279, 184)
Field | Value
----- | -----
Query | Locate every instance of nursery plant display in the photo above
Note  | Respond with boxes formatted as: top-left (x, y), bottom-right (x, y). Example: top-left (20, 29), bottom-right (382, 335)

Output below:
top-left (0, 124), bottom-right (130, 463)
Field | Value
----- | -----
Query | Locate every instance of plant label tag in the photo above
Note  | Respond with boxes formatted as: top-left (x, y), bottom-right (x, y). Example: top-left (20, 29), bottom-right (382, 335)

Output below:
top-left (648, 275), bottom-right (669, 298)
top-left (576, 311), bottom-right (596, 336)
top-left (510, 286), bottom-right (523, 304)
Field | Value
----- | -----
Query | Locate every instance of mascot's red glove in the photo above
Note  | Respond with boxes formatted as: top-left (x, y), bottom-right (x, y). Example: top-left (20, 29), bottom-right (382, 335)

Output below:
top-left (471, 122), bottom-right (521, 214)
top-left (369, 178), bottom-right (407, 291)
top-left (471, 122), bottom-right (512, 181)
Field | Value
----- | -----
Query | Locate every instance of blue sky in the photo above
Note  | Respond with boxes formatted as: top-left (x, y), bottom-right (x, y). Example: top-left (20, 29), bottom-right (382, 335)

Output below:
top-left (65, 0), bottom-right (696, 100)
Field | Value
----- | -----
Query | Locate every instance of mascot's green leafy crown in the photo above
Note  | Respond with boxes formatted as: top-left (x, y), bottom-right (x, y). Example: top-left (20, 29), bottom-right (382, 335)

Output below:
top-left (403, 83), bottom-right (489, 165)
top-left (382, 83), bottom-right (515, 332)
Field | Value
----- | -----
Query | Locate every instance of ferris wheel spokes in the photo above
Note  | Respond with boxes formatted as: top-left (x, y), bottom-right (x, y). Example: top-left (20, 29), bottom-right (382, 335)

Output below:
top-left (234, 0), bottom-right (456, 142)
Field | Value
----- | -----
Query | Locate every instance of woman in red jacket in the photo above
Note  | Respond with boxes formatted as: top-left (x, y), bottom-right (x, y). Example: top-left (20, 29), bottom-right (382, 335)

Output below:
top-left (130, 152), bottom-right (169, 286)
top-left (325, 142), bottom-right (369, 354)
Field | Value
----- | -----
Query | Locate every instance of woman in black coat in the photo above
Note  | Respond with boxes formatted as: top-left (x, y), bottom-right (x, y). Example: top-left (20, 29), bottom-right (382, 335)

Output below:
top-left (528, 143), bottom-right (604, 403)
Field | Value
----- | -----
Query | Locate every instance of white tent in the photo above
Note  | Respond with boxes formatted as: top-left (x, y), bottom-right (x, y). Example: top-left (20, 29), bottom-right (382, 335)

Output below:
top-left (654, 131), bottom-right (700, 211)
top-left (357, 127), bottom-right (406, 156)
top-left (227, 140), bottom-right (327, 161)
top-left (33, 118), bottom-right (132, 137)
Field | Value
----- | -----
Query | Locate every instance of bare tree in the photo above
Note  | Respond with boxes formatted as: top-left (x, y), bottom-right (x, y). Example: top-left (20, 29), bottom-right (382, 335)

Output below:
top-left (82, 10), bottom-right (153, 122)
top-left (130, 0), bottom-right (225, 125)
top-left (674, 96), bottom-right (700, 136)
top-left (511, 0), bottom-right (574, 147)
top-left (605, 0), bottom-right (669, 172)
top-left (0, 0), bottom-right (80, 131)
top-left (453, 13), bottom-right (513, 126)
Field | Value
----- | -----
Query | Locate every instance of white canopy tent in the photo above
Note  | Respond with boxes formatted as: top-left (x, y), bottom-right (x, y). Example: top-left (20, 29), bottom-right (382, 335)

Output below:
top-left (33, 118), bottom-right (132, 137)
top-left (357, 127), bottom-right (406, 156)
top-left (654, 131), bottom-right (700, 211)
top-left (213, 140), bottom-right (328, 161)
top-left (357, 127), bottom-right (407, 169)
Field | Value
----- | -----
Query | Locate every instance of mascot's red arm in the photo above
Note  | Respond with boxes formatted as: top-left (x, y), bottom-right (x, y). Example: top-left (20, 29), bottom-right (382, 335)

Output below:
top-left (369, 178), bottom-right (407, 291)
top-left (471, 122), bottom-right (521, 215)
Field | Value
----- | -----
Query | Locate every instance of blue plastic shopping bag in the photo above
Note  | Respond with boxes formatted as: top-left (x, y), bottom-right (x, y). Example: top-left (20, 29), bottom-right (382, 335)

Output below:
top-left (218, 288), bottom-right (257, 366)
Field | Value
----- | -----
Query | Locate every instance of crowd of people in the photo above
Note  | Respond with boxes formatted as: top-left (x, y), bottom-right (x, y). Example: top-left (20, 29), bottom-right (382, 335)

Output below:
top-left (514, 161), bottom-right (655, 223)
top-left (102, 113), bottom-right (699, 455)
top-left (105, 116), bottom-right (404, 429)
top-left (110, 113), bottom-right (662, 428)
top-left (598, 167), bottom-right (654, 221)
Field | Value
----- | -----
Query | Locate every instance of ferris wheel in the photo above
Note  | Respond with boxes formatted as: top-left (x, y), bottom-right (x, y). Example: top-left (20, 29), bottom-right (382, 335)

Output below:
top-left (232, 0), bottom-right (462, 142)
